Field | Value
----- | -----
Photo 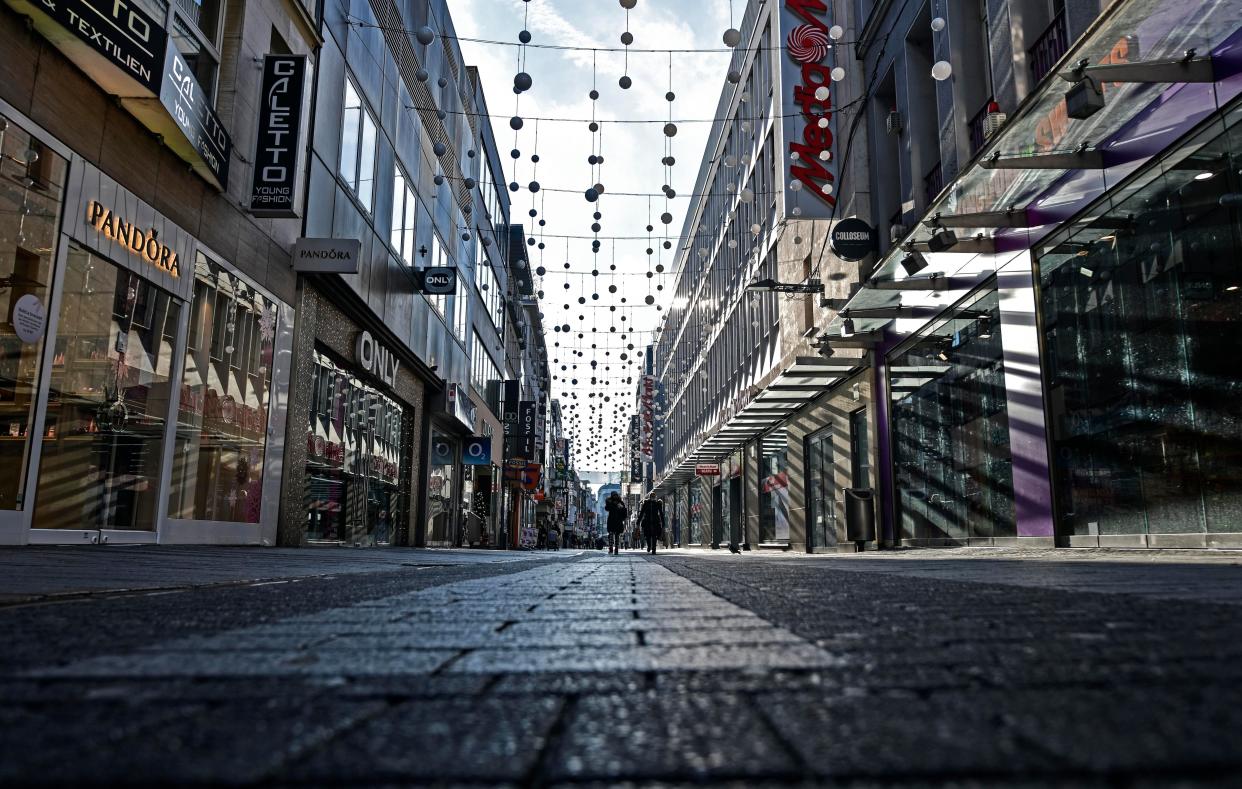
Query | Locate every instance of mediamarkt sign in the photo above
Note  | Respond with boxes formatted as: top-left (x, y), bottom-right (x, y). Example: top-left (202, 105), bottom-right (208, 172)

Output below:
top-left (780, 0), bottom-right (838, 216)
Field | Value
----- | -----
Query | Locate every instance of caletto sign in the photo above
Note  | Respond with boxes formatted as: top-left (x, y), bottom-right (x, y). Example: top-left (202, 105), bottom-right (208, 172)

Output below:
top-left (780, 0), bottom-right (838, 217)
top-left (250, 55), bottom-right (308, 217)
top-left (355, 331), bottom-right (400, 388)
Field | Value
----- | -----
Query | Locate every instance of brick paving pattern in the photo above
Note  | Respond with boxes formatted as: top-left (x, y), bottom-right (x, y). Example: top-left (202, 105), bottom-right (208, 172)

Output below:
top-left (1, 549), bottom-right (1240, 785)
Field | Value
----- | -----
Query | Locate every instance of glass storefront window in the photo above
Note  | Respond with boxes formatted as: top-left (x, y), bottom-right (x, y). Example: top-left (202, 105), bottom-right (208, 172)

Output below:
top-left (806, 428), bottom-right (836, 549)
top-left (689, 479), bottom-right (708, 544)
top-left (758, 429), bottom-right (790, 542)
top-left (167, 253), bottom-right (278, 523)
top-left (0, 116), bottom-right (66, 511)
top-left (304, 349), bottom-right (404, 545)
top-left (427, 430), bottom-right (456, 544)
top-left (889, 286), bottom-right (1015, 542)
top-left (1037, 111), bottom-right (1242, 537)
top-left (34, 245), bottom-right (182, 531)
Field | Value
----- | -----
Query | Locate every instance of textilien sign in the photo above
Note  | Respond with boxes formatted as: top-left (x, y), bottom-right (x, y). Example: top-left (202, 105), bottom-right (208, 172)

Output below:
top-left (780, 0), bottom-right (838, 217)
top-left (7, 0), bottom-right (232, 189)
top-left (250, 55), bottom-right (307, 217)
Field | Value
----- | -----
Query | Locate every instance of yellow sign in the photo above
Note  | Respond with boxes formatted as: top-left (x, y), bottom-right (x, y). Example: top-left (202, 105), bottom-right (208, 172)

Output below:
top-left (86, 200), bottom-right (180, 277)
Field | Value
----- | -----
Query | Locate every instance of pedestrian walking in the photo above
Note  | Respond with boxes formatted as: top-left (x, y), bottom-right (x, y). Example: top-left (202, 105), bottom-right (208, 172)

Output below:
top-left (636, 495), bottom-right (667, 555)
top-left (604, 492), bottom-right (628, 555)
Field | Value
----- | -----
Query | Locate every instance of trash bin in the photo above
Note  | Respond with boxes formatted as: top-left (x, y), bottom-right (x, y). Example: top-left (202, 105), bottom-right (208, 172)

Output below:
top-left (845, 488), bottom-right (876, 544)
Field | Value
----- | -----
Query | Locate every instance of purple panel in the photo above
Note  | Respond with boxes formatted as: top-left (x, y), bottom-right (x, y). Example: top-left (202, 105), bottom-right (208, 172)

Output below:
top-left (872, 339), bottom-right (898, 546)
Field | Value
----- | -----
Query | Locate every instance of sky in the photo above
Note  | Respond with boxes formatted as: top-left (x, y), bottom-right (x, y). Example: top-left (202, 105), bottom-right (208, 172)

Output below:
top-left (454, 0), bottom-right (735, 473)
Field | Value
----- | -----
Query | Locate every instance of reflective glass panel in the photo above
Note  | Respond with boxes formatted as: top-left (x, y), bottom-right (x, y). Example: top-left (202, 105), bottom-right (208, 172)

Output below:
top-left (0, 115), bottom-right (67, 510)
top-left (167, 253), bottom-right (278, 523)
top-left (34, 245), bottom-right (182, 531)
top-left (1038, 111), bottom-right (1242, 537)
top-left (889, 286), bottom-right (1015, 541)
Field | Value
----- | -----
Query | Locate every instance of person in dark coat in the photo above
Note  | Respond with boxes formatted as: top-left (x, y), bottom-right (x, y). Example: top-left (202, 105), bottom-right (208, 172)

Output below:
top-left (604, 492), bottom-right (628, 555)
top-left (636, 495), bottom-right (667, 555)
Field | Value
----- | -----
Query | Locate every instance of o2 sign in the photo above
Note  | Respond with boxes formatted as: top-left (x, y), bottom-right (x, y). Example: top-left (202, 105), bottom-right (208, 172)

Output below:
top-left (463, 436), bottom-right (492, 466)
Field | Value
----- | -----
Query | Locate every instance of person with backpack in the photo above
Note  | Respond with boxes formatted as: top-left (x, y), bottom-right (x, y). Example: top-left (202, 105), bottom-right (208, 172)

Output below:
top-left (636, 495), bottom-right (667, 555)
top-left (604, 492), bottom-right (628, 555)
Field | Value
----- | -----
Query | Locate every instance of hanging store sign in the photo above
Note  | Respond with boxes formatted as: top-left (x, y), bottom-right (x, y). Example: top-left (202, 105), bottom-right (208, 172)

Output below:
top-left (517, 400), bottom-right (537, 460)
top-left (355, 330), bottom-right (400, 387)
top-left (639, 375), bottom-right (656, 462)
top-left (463, 436), bottom-right (492, 466)
top-left (829, 217), bottom-right (876, 261)
top-left (250, 55), bottom-right (308, 217)
top-left (86, 199), bottom-right (181, 277)
top-left (417, 267), bottom-right (457, 295)
top-left (431, 438), bottom-right (454, 466)
top-left (695, 464), bottom-right (721, 476)
top-left (292, 238), bottom-right (361, 273)
top-left (6, 0), bottom-right (232, 189)
top-left (780, 0), bottom-right (838, 217)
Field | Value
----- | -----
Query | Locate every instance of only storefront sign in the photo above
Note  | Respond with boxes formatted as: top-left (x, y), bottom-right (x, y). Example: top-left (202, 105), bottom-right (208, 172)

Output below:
top-left (355, 331), bottom-right (400, 387)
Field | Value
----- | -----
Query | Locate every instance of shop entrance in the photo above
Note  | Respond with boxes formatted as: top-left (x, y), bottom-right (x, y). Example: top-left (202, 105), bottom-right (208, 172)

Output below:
top-left (806, 427), bottom-right (838, 551)
top-left (28, 245), bottom-right (182, 545)
top-left (304, 349), bottom-right (405, 546)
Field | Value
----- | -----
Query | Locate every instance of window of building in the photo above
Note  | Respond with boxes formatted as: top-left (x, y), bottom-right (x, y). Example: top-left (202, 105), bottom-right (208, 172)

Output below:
top-left (339, 77), bottom-right (378, 212)
top-left (391, 166), bottom-right (418, 264)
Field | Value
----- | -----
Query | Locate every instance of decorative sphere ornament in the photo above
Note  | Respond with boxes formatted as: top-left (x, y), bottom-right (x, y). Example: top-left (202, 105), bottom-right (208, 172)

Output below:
top-left (511, 148), bottom-right (521, 159)
top-left (723, 28), bottom-right (742, 47)
top-left (930, 16), bottom-right (946, 32)
top-left (661, 212), bottom-right (673, 225)
top-left (519, 29), bottom-right (532, 43)
top-left (619, 75), bottom-right (632, 89)
top-left (466, 149), bottom-right (476, 158)
top-left (509, 182), bottom-right (519, 191)
top-left (509, 115), bottom-right (524, 130)
top-left (529, 208), bottom-right (538, 218)
top-left (831, 66), bottom-right (846, 82)
top-left (438, 76), bottom-right (448, 88)
top-left (514, 72), bottom-right (533, 91)
top-left (463, 177), bottom-right (475, 189)
top-left (829, 24), bottom-right (845, 40)
top-left (527, 181), bottom-right (539, 193)
top-left (815, 85), bottom-right (830, 101)
top-left (593, 211), bottom-right (602, 220)
top-left (620, 0), bottom-right (636, 7)
top-left (750, 223), bottom-right (762, 235)
top-left (621, 31), bottom-right (634, 45)
top-left (931, 60), bottom-right (953, 80)
top-left (461, 231), bottom-right (471, 241)
top-left (482, 237), bottom-right (492, 247)
top-left (594, 183), bottom-right (605, 194)
top-left (790, 179), bottom-right (803, 192)
top-left (585, 188), bottom-right (599, 202)
top-left (433, 142), bottom-right (447, 156)
top-left (436, 108), bottom-right (447, 120)
top-left (666, 91), bottom-right (675, 102)
top-left (434, 174), bottom-right (445, 186)
top-left (740, 188), bottom-right (754, 203)
top-left (645, 295), bottom-right (655, 305)
top-left (415, 26), bottom-right (435, 45)
top-left (589, 89), bottom-right (599, 100)
top-left (664, 122), bottom-right (678, 137)
top-left (728, 70), bottom-right (742, 84)
top-left (589, 121), bottom-right (599, 132)
top-left (416, 68), bottom-right (429, 82)
top-left (591, 222), bottom-right (601, 232)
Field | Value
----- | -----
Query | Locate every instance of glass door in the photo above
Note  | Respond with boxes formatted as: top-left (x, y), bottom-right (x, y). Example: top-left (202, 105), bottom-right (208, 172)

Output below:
top-left (30, 244), bottom-right (182, 543)
top-left (806, 428), bottom-right (837, 550)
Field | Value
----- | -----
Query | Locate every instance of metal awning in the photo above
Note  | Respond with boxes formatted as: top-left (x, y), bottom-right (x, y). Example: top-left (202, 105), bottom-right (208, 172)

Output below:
top-left (652, 356), bottom-right (866, 492)
top-left (826, 0), bottom-right (1242, 339)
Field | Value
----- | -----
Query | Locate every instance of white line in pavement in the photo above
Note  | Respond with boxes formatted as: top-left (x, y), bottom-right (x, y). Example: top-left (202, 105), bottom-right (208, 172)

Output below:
top-left (29, 557), bottom-right (845, 678)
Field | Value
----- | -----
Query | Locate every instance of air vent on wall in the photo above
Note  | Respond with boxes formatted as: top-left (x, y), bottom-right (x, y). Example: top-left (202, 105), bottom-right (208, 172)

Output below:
top-left (886, 111), bottom-right (903, 135)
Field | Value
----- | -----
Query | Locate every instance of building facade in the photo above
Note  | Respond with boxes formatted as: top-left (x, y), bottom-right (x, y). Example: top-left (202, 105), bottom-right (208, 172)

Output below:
top-left (654, 0), bottom-right (1242, 551)
top-left (0, 0), bottom-right (316, 547)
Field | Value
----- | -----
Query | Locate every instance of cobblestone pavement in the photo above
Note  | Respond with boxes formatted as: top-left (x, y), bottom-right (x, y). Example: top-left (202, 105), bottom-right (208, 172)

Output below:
top-left (2, 549), bottom-right (1241, 786)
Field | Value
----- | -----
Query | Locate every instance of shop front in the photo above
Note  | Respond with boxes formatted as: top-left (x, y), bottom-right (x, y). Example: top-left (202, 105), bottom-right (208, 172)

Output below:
top-left (0, 109), bottom-right (294, 546)
top-left (278, 283), bottom-right (428, 548)
top-left (824, 0), bottom-right (1242, 550)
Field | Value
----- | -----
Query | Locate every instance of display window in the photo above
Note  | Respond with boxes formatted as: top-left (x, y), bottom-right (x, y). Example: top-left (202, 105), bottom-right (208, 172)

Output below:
top-left (304, 349), bottom-right (405, 545)
top-left (0, 114), bottom-right (66, 513)
top-left (33, 244), bottom-right (182, 532)
top-left (167, 253), bottom-right (279, 523)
